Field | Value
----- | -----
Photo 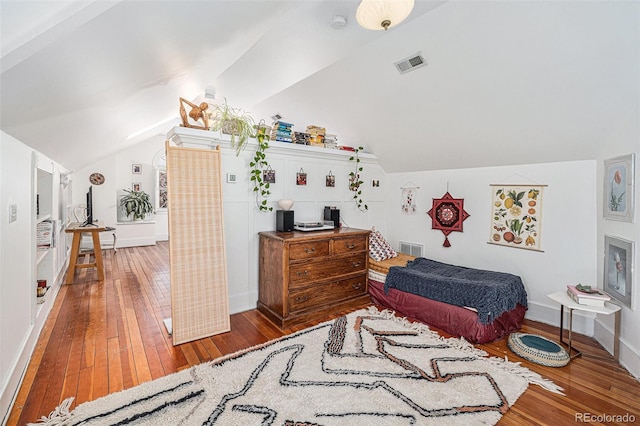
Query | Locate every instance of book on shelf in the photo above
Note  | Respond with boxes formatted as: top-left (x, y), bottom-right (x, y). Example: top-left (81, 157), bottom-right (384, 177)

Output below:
top-left (566, 285), bottom-right (610, 307)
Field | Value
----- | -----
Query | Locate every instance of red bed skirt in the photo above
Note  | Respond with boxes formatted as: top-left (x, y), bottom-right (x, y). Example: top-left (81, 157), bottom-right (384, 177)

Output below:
top-left (369, 278), bottom-right (526, 344)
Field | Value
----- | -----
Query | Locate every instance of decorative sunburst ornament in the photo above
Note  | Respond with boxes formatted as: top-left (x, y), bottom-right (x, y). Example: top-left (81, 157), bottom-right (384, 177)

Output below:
top-left (427, 191), bottom-right (470, 247)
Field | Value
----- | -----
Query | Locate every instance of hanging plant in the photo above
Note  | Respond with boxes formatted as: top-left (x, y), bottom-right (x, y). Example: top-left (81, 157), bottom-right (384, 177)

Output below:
top-left (249, 120), bottom-right (273, 212)
top-left (348, 146), bottom-right (368, 212)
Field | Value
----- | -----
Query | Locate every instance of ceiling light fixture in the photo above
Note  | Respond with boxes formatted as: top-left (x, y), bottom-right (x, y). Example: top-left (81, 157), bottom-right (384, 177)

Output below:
top-left (356, 0), bottom-right (415, 31)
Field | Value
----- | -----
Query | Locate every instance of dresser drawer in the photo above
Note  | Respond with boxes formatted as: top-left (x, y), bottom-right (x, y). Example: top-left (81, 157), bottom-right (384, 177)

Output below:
top-left (289, 253), bottom-right (366, 288)
top-left (333, 236), bottom-right (368, 254)
top-left (289, 276), bottom-right (368, 312)
top-left (289, 240), bottom-right (330, 260)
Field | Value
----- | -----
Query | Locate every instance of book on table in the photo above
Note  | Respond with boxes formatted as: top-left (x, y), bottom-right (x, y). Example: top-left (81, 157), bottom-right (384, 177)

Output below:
top-left (566, 285), bottom-right (610, 307)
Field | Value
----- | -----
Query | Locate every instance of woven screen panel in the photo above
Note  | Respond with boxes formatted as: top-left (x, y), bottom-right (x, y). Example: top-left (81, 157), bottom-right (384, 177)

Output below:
top-left (166, 143), bottom-right (230, 345)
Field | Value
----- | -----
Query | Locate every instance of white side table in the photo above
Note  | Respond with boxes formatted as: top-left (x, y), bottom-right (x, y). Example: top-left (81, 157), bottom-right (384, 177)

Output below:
top-left (547, 291), bottom-right (621, 362)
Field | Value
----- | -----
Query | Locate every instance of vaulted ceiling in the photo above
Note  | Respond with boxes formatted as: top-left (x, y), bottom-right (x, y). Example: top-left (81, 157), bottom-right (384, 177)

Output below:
top-left (1, 1), bottom-right (638, 173)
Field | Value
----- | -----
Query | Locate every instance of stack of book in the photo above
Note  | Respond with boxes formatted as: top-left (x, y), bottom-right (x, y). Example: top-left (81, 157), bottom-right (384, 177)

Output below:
top-left (271, 121), bottom-right (293, 143)
top-left (566, 284), bottom-right (610, 307)
top-left (306, 125), bottom-right (326, 146)
top-left (292, 131), bottom-right (311, 145)
top-left (36, 220), bottom-right (53, 251)
top-left (324, 134), bottom-right (338, 149)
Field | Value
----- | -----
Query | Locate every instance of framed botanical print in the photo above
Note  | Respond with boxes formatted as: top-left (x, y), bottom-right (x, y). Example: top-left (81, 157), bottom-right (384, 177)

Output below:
top-left (604, 154), bottom-right (635, 222)
top-left (604, 235), bottom-right (633, 309)
top-left (488, 184), bottom-right (546, 251)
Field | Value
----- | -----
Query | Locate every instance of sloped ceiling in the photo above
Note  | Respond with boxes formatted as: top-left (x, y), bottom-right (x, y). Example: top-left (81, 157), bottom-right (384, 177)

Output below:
top-left (1, 1), bottom-right (638, 173)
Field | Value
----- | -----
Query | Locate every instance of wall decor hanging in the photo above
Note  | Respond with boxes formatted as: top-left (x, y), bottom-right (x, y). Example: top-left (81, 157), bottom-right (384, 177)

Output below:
top-left (427, 191), bottom-right (470, 247)
top-left (401, 182), bottom-right (420, 215)
top-left (263, 165), bottom-right (276, 184)
top-left (603, 153), bottom-right (635, 222)
top-left (326, 170), bottom-right (335, 187)
top-left (296, 168), bottom-right (307, 186)
top-left (489, 184), bottom-right (546, 251)
top-left (132, 164), bottom-right (142, 174)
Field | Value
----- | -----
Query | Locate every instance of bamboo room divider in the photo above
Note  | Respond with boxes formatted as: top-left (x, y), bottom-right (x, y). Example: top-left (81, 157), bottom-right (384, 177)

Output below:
top-left (165, 141), bottom-right (230, 345)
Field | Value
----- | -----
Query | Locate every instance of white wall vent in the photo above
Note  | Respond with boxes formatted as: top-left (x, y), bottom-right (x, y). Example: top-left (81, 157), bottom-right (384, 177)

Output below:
top-left (394, 52), bottom-right (427, 74)
top-left (399, 241), bottom-right (424, 257)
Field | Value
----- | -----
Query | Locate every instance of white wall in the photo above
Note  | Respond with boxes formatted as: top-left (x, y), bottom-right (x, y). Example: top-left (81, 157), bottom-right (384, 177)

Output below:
top-left (385, 160), bottom-right (598, 333)
top-left (596, 111), bottom-right (639, 378)
top-left (0, 132), bottom-right (34, 421)
top-left (73, 136), bottom-right (166, 248)
top-left (168, 127), bottom-right (387, 313)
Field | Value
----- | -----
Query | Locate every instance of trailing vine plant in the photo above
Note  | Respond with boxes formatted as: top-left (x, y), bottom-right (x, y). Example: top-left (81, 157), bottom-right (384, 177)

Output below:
top-left (249, 120), bottom-right (273, 212)
top-left (348, 146), bottom-right (368, 212)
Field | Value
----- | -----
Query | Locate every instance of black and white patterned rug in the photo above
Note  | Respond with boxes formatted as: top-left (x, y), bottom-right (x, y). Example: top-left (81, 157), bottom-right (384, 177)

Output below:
top-left (32, 307), bottom-right (562, 425)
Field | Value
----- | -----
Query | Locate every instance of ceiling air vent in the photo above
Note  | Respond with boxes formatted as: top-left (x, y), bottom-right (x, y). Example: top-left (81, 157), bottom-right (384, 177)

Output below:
top-left (394, 52), bottom-right (426, 74)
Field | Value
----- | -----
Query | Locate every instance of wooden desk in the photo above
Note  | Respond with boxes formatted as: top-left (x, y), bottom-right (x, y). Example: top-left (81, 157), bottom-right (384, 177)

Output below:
top-left (547, 291), bottom-right (621, 362)
top-left (65, 222), bottom-right (106, 283)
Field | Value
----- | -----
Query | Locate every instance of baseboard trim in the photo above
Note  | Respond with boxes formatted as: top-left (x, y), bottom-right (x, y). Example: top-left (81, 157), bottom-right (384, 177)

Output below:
top-left (595, 318), bottom-right (640, 379)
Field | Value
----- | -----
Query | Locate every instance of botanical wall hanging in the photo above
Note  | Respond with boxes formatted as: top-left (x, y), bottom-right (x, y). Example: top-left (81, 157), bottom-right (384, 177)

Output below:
top-left (427, 191), bottom-right (470, 247)
top-left (489, 184), bottom-right (546, 251)
top-left (603, 153), bottom-right (635, 222)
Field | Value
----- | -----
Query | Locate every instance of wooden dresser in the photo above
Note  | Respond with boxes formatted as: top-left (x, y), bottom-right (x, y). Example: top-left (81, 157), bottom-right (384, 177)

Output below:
top-left (258, 227), bottom-right (370, 328)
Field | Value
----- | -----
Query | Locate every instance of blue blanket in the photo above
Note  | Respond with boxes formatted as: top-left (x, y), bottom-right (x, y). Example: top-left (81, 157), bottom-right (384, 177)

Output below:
top-left (384, 258), bottom-right (528, 324)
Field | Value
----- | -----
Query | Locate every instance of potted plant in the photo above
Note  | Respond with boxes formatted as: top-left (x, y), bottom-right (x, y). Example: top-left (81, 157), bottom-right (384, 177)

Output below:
top-left (209, 98), bottom-right (255, 156)
top-left (119, 189), bottom-right (154, 221)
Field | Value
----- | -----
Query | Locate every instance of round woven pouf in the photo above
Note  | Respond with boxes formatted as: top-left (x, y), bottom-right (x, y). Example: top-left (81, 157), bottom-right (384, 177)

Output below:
top-left (507, 333), bottom-right (570, 367)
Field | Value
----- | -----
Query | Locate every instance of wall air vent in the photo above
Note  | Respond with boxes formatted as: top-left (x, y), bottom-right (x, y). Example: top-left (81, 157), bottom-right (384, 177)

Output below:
top-left (394, 52), bottom-right (427, 74)
top-left (399, 241), bottom-right (424, 257)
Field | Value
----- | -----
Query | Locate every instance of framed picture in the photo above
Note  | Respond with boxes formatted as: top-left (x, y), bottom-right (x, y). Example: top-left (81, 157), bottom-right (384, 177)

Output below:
top-left (488, 184), bottom-right (546, 251)
top-left (263, 167), bottom-right (276, 184)
top-left (132, 164), bottom-right (142, 174)
top-left (132, 182), bottom-right (141, 192)
top-left (604, 154), bottom-right (635, 222)
top-left (296, 168), bottom-right (307, 186)
top-left (326, 171), bottom-right (335, 187)
top-left (604, 235), bottom-right (633, 308)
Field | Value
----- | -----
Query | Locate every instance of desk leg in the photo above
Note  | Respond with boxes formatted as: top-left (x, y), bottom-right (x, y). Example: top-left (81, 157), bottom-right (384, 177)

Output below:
top-left (66, 232), bottom-right (82, 284)
top-left (559, 304), bottom-right (564, 342)
top-left (91, 231), bottom-right (105, 281)
top-left (613, 309), bottom-right (621, 363)
top-left (559, 305), bottom-right (582, 359)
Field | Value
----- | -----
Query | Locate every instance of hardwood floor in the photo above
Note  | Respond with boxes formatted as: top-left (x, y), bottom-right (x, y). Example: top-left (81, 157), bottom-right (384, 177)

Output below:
top-left (7, 242), bottom-right (640, 425)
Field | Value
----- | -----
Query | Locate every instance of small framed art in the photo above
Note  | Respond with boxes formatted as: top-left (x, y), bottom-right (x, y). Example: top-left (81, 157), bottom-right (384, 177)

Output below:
top-left (604, 235), bottom-right (633, 309)
top-left (132, 164), bottom-right (142, 174)
top-left (604, 154), bottom-right (635, 222)
top-left (132, 182), bottom-right (141, 192)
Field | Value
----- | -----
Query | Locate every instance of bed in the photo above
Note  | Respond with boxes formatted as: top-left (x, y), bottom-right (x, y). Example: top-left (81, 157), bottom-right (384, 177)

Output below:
top-left (368, 254), bottom-right (527, 344)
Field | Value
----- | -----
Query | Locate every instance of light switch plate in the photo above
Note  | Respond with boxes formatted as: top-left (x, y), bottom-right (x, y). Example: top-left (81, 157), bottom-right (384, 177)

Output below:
top-left (227, 173), bottom-right (237, 183)
top-left (9, 204), bottom-right (17, 223)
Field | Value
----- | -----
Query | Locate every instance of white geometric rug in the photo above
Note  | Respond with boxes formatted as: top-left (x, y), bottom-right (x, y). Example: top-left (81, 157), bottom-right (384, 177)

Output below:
top-left (32, 307), bottom-right (562, 425)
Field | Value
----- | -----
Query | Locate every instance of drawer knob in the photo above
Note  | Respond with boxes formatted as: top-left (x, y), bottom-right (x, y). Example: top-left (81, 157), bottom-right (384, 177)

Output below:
top-left (296, 270), bottom-right (309, 277)
top-left (346, 243), bottom-right (356, 249)
top-left (352, 284), bottom-right (361, 290)
top-left (304, 247), bottom-right (316, 254)
top-left (295, 295), bottom-right (309, 303)
top-left (352, 261), bottom-right (362, 267)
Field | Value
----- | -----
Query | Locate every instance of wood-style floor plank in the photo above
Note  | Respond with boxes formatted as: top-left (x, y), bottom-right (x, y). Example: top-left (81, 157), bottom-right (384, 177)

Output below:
top-left (7, 242), bottom-right (639, 425)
